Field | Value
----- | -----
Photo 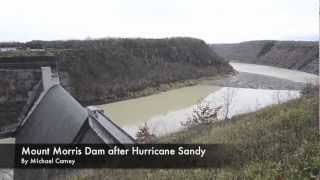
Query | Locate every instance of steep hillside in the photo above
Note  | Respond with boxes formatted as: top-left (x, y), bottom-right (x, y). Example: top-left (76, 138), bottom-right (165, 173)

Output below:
top-left (211, 41), bottom-right (319, 74)
top-left (0, 38), bottom-right (233, 126)
top-left (56, 38), bottom-right (233, 104)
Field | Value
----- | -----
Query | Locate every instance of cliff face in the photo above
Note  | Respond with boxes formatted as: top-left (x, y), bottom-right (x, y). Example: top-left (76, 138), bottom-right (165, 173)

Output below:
top-left (211, 41), bottom-right (319, 74)
top-left (0, 37), bottom-right (233, 126)
top-left (0, 56), bottom-right (57, 127)
top-left (0, 69), bottom-right (41, 127)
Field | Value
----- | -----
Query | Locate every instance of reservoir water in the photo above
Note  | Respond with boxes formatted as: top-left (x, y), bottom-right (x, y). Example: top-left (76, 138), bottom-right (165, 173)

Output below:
top-left (99, 62), bottom-right (318, 137)
top-left (1, 63), bottom-right (318, 143)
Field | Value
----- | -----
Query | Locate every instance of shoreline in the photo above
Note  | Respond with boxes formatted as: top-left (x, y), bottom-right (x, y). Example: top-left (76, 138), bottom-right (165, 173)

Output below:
top-left (89, 74), bottom-right (229, 106)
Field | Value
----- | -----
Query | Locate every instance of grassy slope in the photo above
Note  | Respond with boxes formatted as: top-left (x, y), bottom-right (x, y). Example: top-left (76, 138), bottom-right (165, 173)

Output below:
top-left (67, 94), bottom-right (319, 180)
top-left (159, 95), bottom-right (320, 179)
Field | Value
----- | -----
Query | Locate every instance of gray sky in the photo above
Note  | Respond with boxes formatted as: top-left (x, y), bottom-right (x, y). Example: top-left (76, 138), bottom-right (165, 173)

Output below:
top-left (0, 0), bottom-right (318, 43)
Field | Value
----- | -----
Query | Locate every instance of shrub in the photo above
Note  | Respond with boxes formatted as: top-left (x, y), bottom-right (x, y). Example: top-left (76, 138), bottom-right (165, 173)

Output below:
top-left (135, 123), bottom-right (156, 143)
top-left (181, 100), bottom-right (222, 128)
top-left (301, 82), bottom-right (319, 97)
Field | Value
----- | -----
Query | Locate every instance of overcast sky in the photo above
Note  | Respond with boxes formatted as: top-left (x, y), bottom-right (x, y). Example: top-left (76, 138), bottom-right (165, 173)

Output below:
top-left (0, 0), bottom-right (318, 43)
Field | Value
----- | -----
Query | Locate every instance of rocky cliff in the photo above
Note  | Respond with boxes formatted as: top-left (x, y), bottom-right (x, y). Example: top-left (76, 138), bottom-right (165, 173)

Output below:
top-left (0, 56), bottom-right (57, 127)
top-left (211, 41), bottom-right (319, 74)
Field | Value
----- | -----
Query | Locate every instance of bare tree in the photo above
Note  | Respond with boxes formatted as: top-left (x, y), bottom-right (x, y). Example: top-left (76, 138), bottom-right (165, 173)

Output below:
top-left (222, 87), bottom-right (236, 120)
top-left (273, 90), bottom-right (282, 105)
top-left (181, 100), bottom-right (222, 128)
top-left (301, 81), bottom-right (319, 97)
top-left (136, 123), bottom-right (156, 143)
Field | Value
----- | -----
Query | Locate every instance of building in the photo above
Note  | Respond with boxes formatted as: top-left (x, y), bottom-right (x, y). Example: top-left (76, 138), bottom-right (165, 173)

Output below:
top-left (0, 48), bottom-right (17, 52)
top-left (0, 66), bottom-right (134, 144)
top-left (0, 65), bottom-right (135, 180)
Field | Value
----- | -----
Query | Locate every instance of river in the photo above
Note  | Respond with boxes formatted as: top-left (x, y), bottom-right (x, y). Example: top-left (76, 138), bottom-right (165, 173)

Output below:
top-left (231, 62), bottom-right (318, 83)
top-left (0, 63), bottom-right (318, 143)
top-left (98, 62), bottom-right (318, 137)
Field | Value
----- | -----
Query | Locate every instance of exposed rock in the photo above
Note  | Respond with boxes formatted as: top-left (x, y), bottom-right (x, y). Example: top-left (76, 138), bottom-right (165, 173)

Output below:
top-left (211, 41), bottom-right (319, 74)
top-left (211, 72), bottom-right (305, 90)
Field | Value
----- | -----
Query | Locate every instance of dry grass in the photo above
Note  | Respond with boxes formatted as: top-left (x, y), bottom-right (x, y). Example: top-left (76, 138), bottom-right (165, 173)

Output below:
top-left (56, 93), bottom-right (319, 180)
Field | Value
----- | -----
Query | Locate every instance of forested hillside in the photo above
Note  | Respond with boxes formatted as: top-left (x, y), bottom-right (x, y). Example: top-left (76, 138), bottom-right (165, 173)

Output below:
top-left (53, 38), bottom-right (234, 104)
top-left (0, 38), bottom-right (233, 126)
